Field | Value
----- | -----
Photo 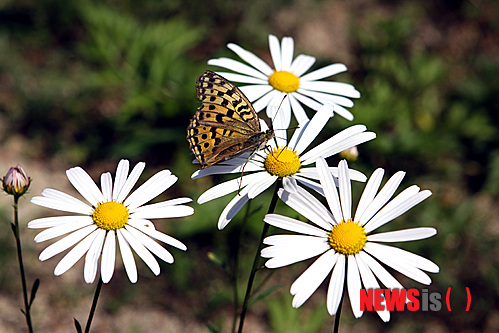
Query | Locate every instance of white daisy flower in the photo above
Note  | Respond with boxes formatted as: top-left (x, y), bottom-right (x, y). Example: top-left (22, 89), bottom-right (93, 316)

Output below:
top-left (208, 34), bottom-right (360, 127)
top-left (192, 104), bottom-right (376, 230)
top-left (28, 160), bottom-right (194, 284)
top-left (261, 157), bottom-right (439, 322)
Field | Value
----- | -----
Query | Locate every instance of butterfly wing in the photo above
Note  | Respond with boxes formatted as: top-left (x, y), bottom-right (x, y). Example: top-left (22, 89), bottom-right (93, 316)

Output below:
top-left (187, 71), bottom-right (266, 167)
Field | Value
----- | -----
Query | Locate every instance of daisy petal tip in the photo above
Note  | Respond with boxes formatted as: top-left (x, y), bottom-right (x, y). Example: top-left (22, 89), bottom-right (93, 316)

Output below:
top-left (184, 206), bottom-right (195, 216)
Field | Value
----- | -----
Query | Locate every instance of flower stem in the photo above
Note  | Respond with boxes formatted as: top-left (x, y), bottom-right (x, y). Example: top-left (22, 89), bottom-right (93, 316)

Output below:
top-left (332, 279), bottom-right (346, 333)
top-left (237, 180), bottom-right (281, 333)
top-left (11, 196), bottom-right (34, 333)
top-left (84, 279), bottom-right (103, 333)
top-left (231, 201), bottom-right (251, 333)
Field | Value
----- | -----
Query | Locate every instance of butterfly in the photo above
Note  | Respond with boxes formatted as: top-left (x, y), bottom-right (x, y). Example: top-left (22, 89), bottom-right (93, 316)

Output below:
top-left (187, 70), bottom-right (274, 169)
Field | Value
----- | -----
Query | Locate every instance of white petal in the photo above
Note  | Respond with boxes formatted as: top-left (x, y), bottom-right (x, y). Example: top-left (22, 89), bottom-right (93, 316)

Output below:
top-left (278, 185), bottom-right (334, 230)
top-left (100, 172), bottom-right (112, 201)
top-left (264, 234), bottom-right (323, 246)
top-left (252, 90), bottom-right (280, 113)
top-left (34, 218), bottom-right (93, 242)
top-left (298, 88), bottom-right (355, 107)
top-left (290, 54), bottom-right (316, 77)
top-left (116, 230), bottom-right (137, 283)
top-left (326, 254), bottom-right (346, 315)
top-left (217, 187), bottom-right (251, 230)
top-left (126, 225), bottom-right (174, 264)
top-left (192, 162), bottom-right (262, 179)
top-left (197, 172), bottom-right (263, 204)
top-left (263, 240), bottom-right (330, 268)
top-left (298, 166), bottom-right (366, 183)
top-left (132, 197), bottom-right (192, 212)
top-left (288, 94), bottom-right (309, 124)
top-left (116, 162), bottom-right (146, 203)
top-left (247, 173), bottom-right (277, 199)
top-left (292, 104), bottom-right (334, 155)
top-left (292, 91), bottom-right (323, 110)
top-left (267, 92), bottom-right (291, 130)
top-left (128, 219), bottom-right (187, 251)
top-left (130, 204), bottom-right (194, 219)
top-left (271, 104), bottom-right (288, 147)
top-left (39, 225), bottom-right (97, 261)
top-left (299, 81), bottom-right (360, 98)
top-left (282, 176), bottom-right (298, 193)
top-left (120, 227), bottom-right (160, 276)
top-left (346, 255), bottom-right (363, 318)
top-left (355, 254), bottom-right (390, 322)
top-left (214, 72), bottom-right (268, 85)
top-left (363, 243), bottom-right (434, 284)
top-left (32, 189), bottom-right (92, 215)
top-left (332, 104), bottom-right (355, 121)
top-left (300, 126), bottom-right (376, 165)
top-left (294, 175), bottom-right (324, 196)
top-left (112, 159), bottom-right (130, 200)
top-left (269, 34), bottom-right (281, 71)
top-left (101, 231), bottom-right (116, 283)
top-left (357, 251), bottom-right (404, 290)
top-left (239, 84), bottom-right (274, 102)
top-left (358, 171), bottom-right (405, 226)
top-left (372, 242), bottom-right (439, 273)
top-left (290, 250), bottom-right (337, 308)
top-left (316, 158), bottom-right (343, 224)
top-left (338, 160), bottom-right (352, 221)
top-left (28, 216), bottom-right (89, 229)
top-left (280, 36), bottom-right (294, 71)
top-left (364, 189), bottom-right (432, 233)
top-left (124, 170), bottom-right (175, 210)
top-left (66, 167), bottom-right (104, 206)
top-left (208, 58), bottom-right (269, 80)
top-left (264, 214), bottom-right (327, 237)
top-left (226, 42), bottom-right (273, 76)
top-left (53, 229), bottom-right (99, 277)
top-left (300, 63), bottom-right (347, 81)
top-left (368, 227), bottom-right (437, 243)
top-left (354, 168), bottom-right (384, 222)
top-left (84, 229), bottom-right (106, 283)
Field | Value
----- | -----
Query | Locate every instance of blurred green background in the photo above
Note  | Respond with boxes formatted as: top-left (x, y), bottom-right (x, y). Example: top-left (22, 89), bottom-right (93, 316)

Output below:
top-left (0, 0), bottom-right (498, 332)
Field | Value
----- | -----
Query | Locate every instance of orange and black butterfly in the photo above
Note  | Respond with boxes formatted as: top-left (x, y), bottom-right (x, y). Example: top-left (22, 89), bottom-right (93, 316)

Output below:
top-left (187, 71), bottom-right (274, 168)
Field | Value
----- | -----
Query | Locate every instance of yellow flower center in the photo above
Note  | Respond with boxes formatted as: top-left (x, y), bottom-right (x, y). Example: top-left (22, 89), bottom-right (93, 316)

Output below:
top-left (328, 220), bottom-right (367, 255)
top-left (264, 147), bottom-right (301, 177)
top-left (92, 201), bottom-right (129, 231)
top-left (268, 70), bottom-right (300, 93)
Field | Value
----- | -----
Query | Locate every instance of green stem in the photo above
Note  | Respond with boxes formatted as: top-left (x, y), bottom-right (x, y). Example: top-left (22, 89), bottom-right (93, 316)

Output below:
top-left (84, 279), bottom-right (103, 333)
top-left (237, 180), bottom-right (281, 333)
top-left (231, 201), bottom-right (251, 333)
top-left (332, 278), bottom-right (346, 333)
top-left (12, 196), bottom-right (34, 333)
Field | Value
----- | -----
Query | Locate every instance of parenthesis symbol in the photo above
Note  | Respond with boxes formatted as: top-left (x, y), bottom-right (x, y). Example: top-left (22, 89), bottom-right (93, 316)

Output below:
top-left (466, 287), bottom-right (471, 311)
top-left (446, 287), bottom-right (452, 311)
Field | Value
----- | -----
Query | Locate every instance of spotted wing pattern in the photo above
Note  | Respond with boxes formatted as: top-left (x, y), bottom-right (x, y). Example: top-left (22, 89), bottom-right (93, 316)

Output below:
top-left (187, 70), bottom-right (273, 168)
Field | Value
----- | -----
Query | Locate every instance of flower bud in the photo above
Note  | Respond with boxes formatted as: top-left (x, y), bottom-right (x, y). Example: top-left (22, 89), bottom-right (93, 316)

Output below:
top-left (339, 146), bottom-right (359, 162)
top-left (2, 164), bottom-right (31, 197)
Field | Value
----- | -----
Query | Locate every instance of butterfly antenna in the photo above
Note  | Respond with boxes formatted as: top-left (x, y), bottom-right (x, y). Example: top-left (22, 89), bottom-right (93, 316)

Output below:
top-left (237, 150), bottom-right (259, 195)
top-left (270, 95), bottom-right (288, 129)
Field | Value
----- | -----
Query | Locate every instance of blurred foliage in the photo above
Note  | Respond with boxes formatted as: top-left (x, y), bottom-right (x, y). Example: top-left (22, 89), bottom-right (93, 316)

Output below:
top-left (0, 0), bottom-right (498, 332)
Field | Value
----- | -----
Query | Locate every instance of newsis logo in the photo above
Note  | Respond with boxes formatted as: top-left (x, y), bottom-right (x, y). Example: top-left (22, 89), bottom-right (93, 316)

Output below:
top-left (360, 287), bottom-right (471, 312)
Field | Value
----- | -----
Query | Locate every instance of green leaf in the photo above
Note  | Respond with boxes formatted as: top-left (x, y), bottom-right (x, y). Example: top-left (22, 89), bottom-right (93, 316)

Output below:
top-left (205, 323), bottom-right (220, 333)
top-left (74, 318), bottom-right (83, 333)
top-left (29, 278), bottom-right (40, 307)
top-left (249, 285), bottom-right (281, 305)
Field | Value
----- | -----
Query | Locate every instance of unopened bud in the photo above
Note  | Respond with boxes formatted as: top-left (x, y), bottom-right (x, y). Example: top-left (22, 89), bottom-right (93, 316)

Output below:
top-left (2, 164), bottom-right (31, 197)
top-left (340, 146), bottom-right (359, 162)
